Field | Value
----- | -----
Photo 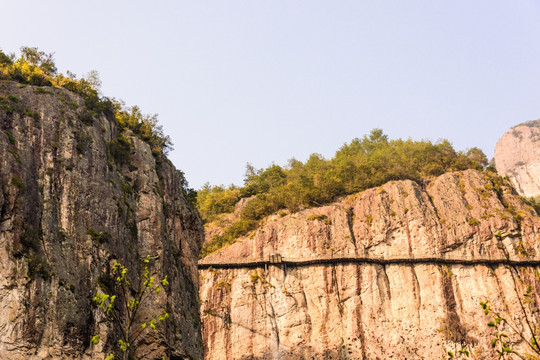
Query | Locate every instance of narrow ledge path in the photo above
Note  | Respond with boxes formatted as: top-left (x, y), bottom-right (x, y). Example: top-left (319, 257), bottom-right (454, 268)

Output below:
top-left (198, 254), bottom-right (540, 269)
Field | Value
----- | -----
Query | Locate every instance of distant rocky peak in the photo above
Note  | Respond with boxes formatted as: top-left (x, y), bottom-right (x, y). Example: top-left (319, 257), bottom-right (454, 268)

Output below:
top-left (494, 119), bottom-right (540, 198)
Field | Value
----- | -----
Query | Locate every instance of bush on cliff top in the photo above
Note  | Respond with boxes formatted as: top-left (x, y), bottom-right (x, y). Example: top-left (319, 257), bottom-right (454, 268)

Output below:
top-left (0, 47), bottom-right (172, 157)
top-left (0, 46), bottom-right (200, 208)
top-left (199, 129), bottom-right (488, 257)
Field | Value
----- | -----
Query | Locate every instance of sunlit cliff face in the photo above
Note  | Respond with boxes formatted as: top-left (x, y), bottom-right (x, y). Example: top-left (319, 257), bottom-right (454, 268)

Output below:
top-left (200, 170), bottom-right (540, 360)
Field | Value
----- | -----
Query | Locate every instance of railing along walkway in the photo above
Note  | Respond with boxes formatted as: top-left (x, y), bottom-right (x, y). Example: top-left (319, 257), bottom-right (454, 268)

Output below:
top-left (197, 253), bottom-right (540, 270)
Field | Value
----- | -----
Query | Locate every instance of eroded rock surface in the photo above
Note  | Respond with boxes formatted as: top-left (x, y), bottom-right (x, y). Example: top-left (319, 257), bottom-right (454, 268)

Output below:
top-left (0, 80), bottom-right (204, 359)
top-left (200, 170), bottom-right (540, 359)
top-left (494, 121), bottom-right (540, 198)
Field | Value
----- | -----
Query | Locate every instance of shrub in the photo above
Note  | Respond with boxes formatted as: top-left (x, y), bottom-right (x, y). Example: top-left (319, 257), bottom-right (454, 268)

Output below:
top-left (307, 214), bottom-right (328, 221)
top-left (7, 94), bottom-right (19, 103)
top-left (196, 184), bottom-right (241, 222)
top-left (87, 228), bottom-right (111, 244)
top-left (19, 227), bottom-right (40, 252)
top-left (78, 109), bottom-right (94, 126)
top-left (108, 134), bottom-right (132, 165)
top-left (0, 49), bottom-right (13, 65)
top-left (27, 253), bottom-right (52, 279)
top-left (34, 87), bottom-right (52, 94)
top-left (5, 131), bottom-right (15, 145)
top-left (522, 196), bottom-right (540, 216)
top-left (199, 219), bottom-right (258, 258)
top-left (13, 227), bottom-right (51, 279)
top-left (24, 108), bottom-right (40, 120)
top-left (11, 177), bottom-right (24, 190)
top-left (114, 105), bottom-right (172, 156)
top-left (75, 131), bottom-right (93, 155)
top-left (1, 104), bottom-right (14, 114)
top-left (240, 195), bottom-right (277, 221)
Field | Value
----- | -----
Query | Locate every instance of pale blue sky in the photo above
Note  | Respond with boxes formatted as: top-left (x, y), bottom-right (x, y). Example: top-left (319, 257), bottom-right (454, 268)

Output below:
top-left (2, 1), bottom-right (540, 188)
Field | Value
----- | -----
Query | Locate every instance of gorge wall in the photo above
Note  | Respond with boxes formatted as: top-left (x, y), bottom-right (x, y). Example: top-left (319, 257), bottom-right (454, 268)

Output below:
top-left (494, 120), bottom-right (540, 198)
top-left (199, 170), bottom-right (540, 359)
top-left (0, 80), bottom-right (204, 359)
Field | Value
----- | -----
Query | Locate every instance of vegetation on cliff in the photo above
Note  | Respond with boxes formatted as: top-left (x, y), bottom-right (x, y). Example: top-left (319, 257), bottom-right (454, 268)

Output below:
top-left (198, 129), bottom-right (489, 256)
top-left (0, 47), bottom-right (173, 158)
top-left (515, 118), bottom-right (540, 130)
top-left (0, 47), bottom-right (203, 358)
top-left (0, 46), bottom-right (196, 201)
top-left (93, 256), bottom-right (170, 360)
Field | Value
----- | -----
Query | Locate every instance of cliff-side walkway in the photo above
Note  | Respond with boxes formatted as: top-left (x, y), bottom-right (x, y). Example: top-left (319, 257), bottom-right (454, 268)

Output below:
top-left (198, 254), bottom-right (540, 269)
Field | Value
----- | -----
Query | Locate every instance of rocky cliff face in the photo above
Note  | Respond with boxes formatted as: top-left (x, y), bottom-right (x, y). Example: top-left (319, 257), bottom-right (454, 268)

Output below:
top-left (199, 170), bottom-right (540, 359)
top-left (0, 80), bottom-right (204, 359)
top-left (494, 121), bottom-right (540, 198)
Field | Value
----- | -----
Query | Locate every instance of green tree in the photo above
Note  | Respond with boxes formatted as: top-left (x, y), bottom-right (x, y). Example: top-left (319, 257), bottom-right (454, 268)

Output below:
top-left (19, 46), bottom-right (57, 75)
top-left (0, 49), bottom-right (13, 66)
top-left (92, 255), bottom-right (170, 360)
top-left (197, 184), bottom-right (241, 222)
top-left (466, 147), bottom-right (489, 168)
top-left (477, 233), bottom-right (540, 359)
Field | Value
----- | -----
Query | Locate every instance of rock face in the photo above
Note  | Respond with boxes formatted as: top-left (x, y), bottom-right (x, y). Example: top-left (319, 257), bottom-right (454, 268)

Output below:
top-left (494, 121), bottom-right (540, 198)
top-left (0, 80), bottom-right (204, 359)
top-left (200, 170), bottom-right (540, 359)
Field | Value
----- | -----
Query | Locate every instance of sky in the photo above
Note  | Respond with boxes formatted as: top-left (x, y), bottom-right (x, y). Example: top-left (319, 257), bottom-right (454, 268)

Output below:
top-left (2, 1), bottom-right (540, 189)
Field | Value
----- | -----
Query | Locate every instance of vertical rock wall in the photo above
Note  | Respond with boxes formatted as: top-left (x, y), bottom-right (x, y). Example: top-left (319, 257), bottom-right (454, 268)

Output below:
top-left (0, 80), bottom-right (204, 359)
top-left (200, 170), bottom-right (540, 359)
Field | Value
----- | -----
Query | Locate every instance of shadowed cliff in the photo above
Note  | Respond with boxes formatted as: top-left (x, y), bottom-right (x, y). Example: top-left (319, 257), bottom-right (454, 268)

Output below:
top-left (0, 79), bottom-right (204, 359)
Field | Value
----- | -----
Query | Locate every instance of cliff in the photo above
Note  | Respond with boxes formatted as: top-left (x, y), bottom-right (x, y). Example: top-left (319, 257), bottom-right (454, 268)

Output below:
top-left (199, 170), bottom-right (540, 359)
top-left (494, 121), bottom-right (540, 198)
top-left (0, 80), bottom-right (204, 359)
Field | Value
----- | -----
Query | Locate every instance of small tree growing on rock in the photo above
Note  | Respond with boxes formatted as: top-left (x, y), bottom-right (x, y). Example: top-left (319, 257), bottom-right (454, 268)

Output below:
top-left (92, 255), bottom-right (170, 360)
top-left (450, 232), bottom-right (540, 360)
top-left (476, 234), bottom-right (540, 360)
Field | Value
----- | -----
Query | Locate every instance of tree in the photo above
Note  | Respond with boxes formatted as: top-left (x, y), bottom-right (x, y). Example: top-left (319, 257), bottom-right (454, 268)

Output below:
top-left (19, 46), bottom-right (57, 76)
top-left (477, 233), bottom-right (540, 359)
top-left (466, 147), bottom-right (488, 169)
top-left (0, 49), bottom-right (13, 65)
top-left (92, 255), bottom-right (170, 360)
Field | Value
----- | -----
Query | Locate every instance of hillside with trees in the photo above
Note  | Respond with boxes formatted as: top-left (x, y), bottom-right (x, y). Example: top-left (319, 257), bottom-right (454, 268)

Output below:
top-left (198, 129), bottom-right (489, 256)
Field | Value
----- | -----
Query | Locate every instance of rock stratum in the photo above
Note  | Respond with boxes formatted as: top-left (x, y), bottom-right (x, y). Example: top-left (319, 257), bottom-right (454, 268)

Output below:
top-left (200, 170), bottom-right (540, 359)
top-left (0, 80), bottom-right (204, 359)
top-left (494, 120), bottom-right (540, 198)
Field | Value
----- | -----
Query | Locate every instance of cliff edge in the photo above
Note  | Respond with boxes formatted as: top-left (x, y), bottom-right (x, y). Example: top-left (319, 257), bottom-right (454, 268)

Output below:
top-left (0, 80), bottom-right (204, 359)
